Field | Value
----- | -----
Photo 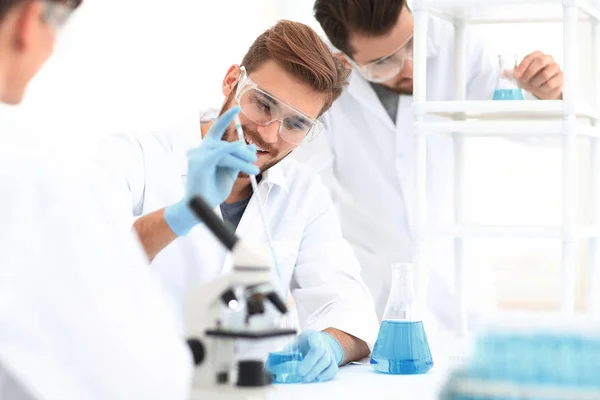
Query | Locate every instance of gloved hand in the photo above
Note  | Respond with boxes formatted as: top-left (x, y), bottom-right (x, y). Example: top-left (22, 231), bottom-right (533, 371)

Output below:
top-left (164, 106), bottom-right (259, 236)
top-left (292, 330), bottom-right (345, 383)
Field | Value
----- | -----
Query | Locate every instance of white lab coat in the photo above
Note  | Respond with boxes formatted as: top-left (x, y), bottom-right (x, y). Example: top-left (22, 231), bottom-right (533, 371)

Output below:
top-left (0, 142), bottom-right (192, 400)
top-left (292, 16), bottom-right (499, 330)
top-left (95, 111), bottom-right (380, 348)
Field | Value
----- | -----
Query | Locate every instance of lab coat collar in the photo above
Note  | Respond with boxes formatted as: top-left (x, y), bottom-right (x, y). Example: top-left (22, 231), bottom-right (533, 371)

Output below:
top-left (260, 162), bottom-right (289, 194)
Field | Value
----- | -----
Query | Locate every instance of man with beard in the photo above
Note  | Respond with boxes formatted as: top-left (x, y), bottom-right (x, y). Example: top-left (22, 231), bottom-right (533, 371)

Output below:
top-left (95, 20), bottom-right (379, 384)
top-left (292, 0), bottom-right (564, 331)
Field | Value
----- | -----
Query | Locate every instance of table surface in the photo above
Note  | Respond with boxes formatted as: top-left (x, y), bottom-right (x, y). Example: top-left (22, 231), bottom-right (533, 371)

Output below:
top-left (268, 358), bottom-right (458, 400)
top-left (191, 357), bottom-right (459, 400)
top-left (191, 334), bottom-right (469, 399)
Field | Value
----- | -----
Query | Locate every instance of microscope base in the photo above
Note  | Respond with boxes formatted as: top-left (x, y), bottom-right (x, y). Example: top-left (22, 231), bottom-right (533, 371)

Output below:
top-left (190, 386), bottom-right (271, 400)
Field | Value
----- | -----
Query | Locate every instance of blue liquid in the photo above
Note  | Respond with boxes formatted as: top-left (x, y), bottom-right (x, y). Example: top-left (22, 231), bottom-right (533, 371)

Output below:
top-left (370, 320), bottom-right (433, 374)
top-left (492, 88), bottom-right (524, 100)
top-left (265, 350), bottom-right (303, 384)
top-left (468, 333), bottom-right (600, 389)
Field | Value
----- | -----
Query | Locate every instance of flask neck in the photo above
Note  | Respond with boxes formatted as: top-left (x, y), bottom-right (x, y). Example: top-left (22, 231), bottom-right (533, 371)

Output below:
top-left (382, 264), bottom-right (420, 322)
top-left (391, 266), bottom-right (415, 299)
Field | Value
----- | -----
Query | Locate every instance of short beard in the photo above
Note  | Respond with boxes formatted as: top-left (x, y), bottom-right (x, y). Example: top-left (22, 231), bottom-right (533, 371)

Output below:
top-left (382, 79), bottom-right (413, 95)
top-left (217, 92), bottom-right (293, 176)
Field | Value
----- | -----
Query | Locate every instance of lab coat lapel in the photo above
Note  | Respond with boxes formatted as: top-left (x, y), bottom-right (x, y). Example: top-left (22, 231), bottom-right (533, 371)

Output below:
top-left (347, 72), bottom-right (398, 166)
top-left (235, 192), bottom-right (263, 241)
top-left (221, 168), bottom-right (281, 275)
top-left (347, 72), bottom-right (396, 131)
top-left (235, 164), bottom-right (287, 240)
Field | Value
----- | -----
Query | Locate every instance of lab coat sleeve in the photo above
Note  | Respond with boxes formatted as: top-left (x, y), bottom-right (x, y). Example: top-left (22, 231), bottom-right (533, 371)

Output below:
top-left (465, 27), bottom-right (498, 101)
top-left (0, 369), bottom-right (34, 400)
top-left (94, 132), bottom-right (146, 219)
top-left (290, 173), bottom-right (380, 349)
top-left (0, 151), bottom-right (192, 400)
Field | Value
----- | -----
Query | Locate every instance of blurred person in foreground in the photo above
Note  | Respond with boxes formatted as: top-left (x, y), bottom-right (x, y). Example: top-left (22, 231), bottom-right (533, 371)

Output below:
top-left (0, 0), bottom-right (257, 398)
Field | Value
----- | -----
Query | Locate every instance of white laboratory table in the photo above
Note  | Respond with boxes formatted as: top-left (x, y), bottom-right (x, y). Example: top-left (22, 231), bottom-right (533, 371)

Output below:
top-left (270, 360), bottom-right (454, 400)
top-left (191, 357), bottom-right (460, 400)
top-left (191, 335), bottom-right (468, 399)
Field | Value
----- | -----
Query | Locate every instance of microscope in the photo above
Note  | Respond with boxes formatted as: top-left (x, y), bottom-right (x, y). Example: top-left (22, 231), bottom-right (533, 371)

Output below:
top-left (185, 196), bottom-right (296, 399)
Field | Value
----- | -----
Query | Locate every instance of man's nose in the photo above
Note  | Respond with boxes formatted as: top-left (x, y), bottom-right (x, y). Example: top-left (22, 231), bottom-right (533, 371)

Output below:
top-left (400, 60), bottom-right (413, 78)
top-left (257, 121), bottom-right (280, 144)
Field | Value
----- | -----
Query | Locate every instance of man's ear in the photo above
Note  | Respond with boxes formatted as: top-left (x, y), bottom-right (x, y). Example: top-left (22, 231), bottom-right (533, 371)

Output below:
top-left (13, 1), bottom-right (44, 50)
top-left (222, 65), bottom-right (241, 97)
top-left (334, 52), bottom-right (352, 70)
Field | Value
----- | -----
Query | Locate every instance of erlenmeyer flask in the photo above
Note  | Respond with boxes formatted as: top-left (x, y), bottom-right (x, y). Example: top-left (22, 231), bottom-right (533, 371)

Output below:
top-left (370, 263), bottom-right (433, 374)
top-left (492, 55), bottom-right (525, 101)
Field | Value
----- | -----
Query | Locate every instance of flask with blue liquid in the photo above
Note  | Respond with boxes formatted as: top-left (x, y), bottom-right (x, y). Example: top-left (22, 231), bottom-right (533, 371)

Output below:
top-left (492, 55), bottom-right (525, 101)
top-left (370, 263), bottom-right (433, 374)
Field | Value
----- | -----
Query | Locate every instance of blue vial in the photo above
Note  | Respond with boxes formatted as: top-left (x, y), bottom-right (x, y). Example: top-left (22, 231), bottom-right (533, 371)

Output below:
top-left (492, 89), bottom-right (525, 100)
top-left (493, 55), bottom-right (525, 101)
top-left (265, 350), bottom-right (303, 383)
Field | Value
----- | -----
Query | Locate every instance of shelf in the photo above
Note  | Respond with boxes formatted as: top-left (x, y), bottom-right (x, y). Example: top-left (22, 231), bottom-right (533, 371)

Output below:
top-left (415, 120), bottom-right (600, 137)
top-left (413, 100), bottom-right (600, 121)
top-left (420, 224), bottom-right (600, 239)
top-left (417, 0), bottom-right (600, 24)
top-left (415, 120), bottom-right (562, 136)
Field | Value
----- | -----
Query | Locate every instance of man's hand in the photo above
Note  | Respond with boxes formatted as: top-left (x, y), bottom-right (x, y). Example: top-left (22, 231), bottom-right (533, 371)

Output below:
top-left (164, 106), bottom-right (258, 236)
top-left (266, 330), bottom-right (344, 383)
top-left (513, 51), bottom-right (563, 100)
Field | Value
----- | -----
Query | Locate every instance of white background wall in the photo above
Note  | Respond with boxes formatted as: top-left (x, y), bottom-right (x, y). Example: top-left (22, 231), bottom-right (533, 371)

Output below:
top-left (1, 0), bottom-right (597, 313)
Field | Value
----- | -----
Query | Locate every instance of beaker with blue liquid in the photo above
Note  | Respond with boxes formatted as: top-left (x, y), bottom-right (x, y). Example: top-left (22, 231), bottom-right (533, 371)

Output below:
top-left (492, 55), bottom-right (525, 101)
top-left (370, 263), bottom-right (433, 374)
top-left (265, 309), bottom-right (304, 383)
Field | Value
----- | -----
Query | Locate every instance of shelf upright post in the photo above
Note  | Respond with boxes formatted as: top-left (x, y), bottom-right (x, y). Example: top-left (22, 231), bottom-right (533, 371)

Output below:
top-left (561, 0), bottom-right (579, 315)
top-left (589, 14), bottom-right (600, 316)
top-left (413, 0), bottom-right (430, 317)
top-left (453, 17), bottom-right (468, 338)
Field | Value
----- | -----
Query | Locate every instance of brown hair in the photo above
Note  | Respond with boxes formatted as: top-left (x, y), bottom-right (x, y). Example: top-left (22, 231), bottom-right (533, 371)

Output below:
top-left (314, 0), bottom-right (405, 57)
top-left (240, 19), bottom-right (350, 116)
top-left (0, 0), bottom-right (82, 22)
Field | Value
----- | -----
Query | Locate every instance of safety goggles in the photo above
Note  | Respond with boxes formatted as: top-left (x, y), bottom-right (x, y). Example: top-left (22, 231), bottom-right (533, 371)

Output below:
top-left (42, 0), bottom-right (81, 29)
top-left (349, 35), bottom-right (414, 83)
top-left (235, 66), bottom-right (324, 145)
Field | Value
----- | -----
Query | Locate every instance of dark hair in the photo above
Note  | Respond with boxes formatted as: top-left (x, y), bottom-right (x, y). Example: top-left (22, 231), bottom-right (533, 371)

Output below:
top-left (314, 0), bottom-right (405, 56)
top-left (0, 0), bottom-right (24, 20)
top-left (240, 20), bottom-right (350, 116)
top-left (0, 0), bottom-right (82, 22)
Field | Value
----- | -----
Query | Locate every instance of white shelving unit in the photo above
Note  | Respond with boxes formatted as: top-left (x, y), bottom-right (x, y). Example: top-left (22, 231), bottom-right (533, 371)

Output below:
top-left (412, 0), bottom-right (600, 337)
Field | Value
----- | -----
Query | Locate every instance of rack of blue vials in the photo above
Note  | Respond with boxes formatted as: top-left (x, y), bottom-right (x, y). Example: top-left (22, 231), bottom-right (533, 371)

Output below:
top-left (439, 319), bottom-right (600, 400)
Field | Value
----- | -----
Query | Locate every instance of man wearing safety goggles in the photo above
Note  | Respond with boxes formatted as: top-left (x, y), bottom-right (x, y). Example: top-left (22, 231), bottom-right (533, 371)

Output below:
top-left (293, 0), bottom-right (564, 331)
top-left (96, 20), bottom-right (379, 384)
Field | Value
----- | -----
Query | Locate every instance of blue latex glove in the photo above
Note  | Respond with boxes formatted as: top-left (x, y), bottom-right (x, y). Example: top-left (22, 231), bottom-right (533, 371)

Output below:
top-left (164, 106), bottom-right (259, 236)
top-left (294, 330), bottom-right (344, 383)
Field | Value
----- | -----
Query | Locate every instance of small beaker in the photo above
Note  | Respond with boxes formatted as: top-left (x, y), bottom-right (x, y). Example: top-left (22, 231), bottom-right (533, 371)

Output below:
top-left (265, 310), bottom-right (303, 383)
top-left (370, 263), bottom-right (434, 374)
top-left (492, 55), bottom-right (525, 101)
